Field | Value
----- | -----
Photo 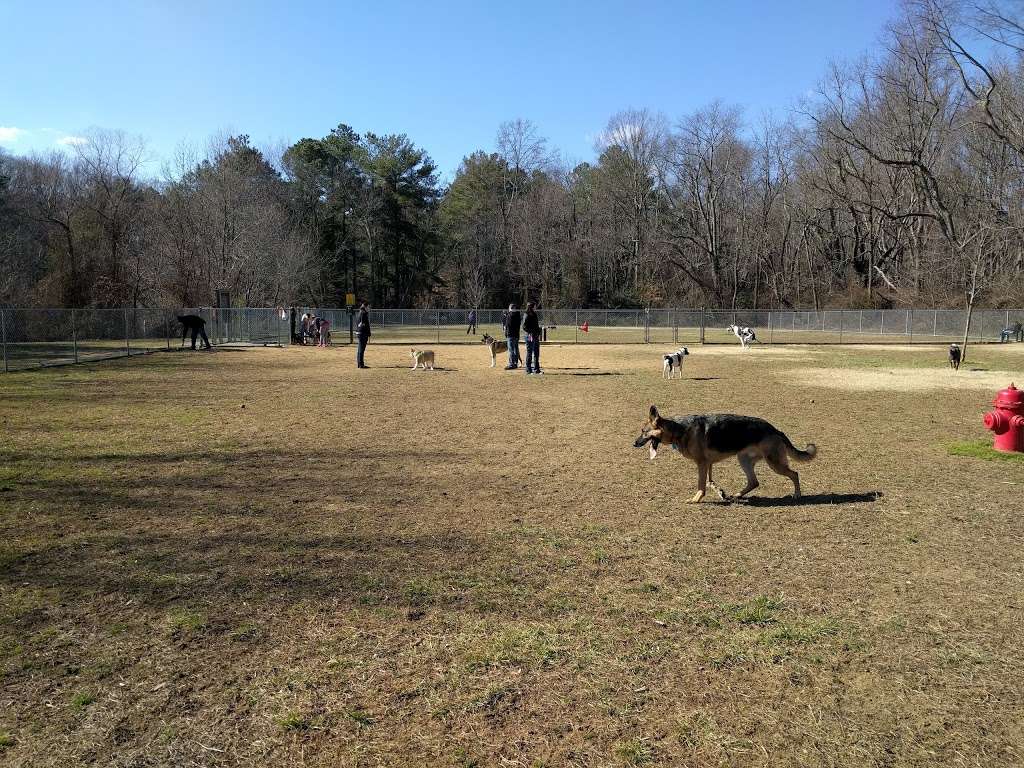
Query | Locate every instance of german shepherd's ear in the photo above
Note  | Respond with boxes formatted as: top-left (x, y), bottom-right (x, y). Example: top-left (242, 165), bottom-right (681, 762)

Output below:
top-left (649, 405), bottom-right (659, 421)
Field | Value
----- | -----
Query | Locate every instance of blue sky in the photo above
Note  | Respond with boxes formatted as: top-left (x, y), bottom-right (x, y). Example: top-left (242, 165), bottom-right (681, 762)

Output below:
top-left (1, 0), bottom-right (898, 181)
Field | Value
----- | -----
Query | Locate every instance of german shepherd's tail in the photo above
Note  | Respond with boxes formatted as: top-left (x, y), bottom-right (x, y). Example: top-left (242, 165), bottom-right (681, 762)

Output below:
top-left (782, 434), bottom-right (817, 462)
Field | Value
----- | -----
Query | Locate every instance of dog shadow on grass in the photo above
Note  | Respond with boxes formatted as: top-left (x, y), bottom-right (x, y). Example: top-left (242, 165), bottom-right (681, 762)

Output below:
top-left (380, 365), bottom-right (459, 372)
top-left (739, 491), bottom-right (883, 507)
top-left (543, 369), bottom-right (628, 376)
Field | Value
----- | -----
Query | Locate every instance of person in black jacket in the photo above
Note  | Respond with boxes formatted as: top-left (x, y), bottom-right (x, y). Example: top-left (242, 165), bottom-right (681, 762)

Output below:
top-left (356, 302), bottom-right (371, 368)
top-left (523, 302), bottom-right (543, 374)
top-left (177, 314), bottom-right (211, 350)
top-left (504, 303), bottom-right (522, 369)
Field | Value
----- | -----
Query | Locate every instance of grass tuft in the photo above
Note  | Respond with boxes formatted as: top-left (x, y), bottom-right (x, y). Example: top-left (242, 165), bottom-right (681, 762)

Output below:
top-left (948, 439), bottom-right (1024, 463)
top-left (70, 692), bottom-right (95, 711)
top-left (614, 737), bottom-right (654, 765)
top-left (727, 595), bottom-right (784, 625)
top-left (279, 712), bottom-right (310, 732)
top-left (347, 708), bottom-right (373, 726)
top-left (167, 610), bottom-right (207, 633)
top-left (759, 618), bottom-right (840, 646)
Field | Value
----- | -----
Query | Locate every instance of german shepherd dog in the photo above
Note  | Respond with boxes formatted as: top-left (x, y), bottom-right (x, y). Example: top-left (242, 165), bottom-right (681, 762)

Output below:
top-left (633, 406), bottom-right (817, 503)
top-left (481, 333), bottom-right (509, 368)
top-left (663, 347), bottom-right (689, 379)
top-left (948, 343), bottom-right (962, 371)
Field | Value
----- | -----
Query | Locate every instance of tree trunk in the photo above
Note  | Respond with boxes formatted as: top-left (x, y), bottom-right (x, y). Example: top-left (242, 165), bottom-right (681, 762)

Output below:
top-left (960, 258), bottom-right (980, 365)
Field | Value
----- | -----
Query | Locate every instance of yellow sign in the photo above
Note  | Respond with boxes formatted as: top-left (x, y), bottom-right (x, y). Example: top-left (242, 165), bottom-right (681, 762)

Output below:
top-left (345, 293), bottom-right (356, 306)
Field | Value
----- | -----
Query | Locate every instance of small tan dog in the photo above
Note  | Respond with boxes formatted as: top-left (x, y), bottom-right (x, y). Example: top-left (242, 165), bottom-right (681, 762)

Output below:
top-left (410, 348), bottom-right (435, 370)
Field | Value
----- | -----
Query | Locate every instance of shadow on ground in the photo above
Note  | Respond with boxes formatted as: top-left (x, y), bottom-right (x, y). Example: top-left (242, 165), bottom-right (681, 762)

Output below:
top-left (740, 491), bottom-right (884, 507)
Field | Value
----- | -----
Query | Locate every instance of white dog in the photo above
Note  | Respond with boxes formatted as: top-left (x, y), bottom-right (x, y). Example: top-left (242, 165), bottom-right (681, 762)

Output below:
top-left (662, 346), bottom-right (689, 379)
top-left (410, 348), bottom-right (435, 370)
top-left (727, 325), bottom-right (757, 349)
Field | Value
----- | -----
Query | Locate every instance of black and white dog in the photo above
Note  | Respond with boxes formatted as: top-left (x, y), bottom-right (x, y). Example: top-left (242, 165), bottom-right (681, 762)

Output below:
top-left (662, 346), bottom-right (689, 379)
top-left (727, 324), bottom-right (757, 349)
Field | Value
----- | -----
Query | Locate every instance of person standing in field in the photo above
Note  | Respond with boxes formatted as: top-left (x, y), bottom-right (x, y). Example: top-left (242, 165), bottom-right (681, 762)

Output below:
top-left (317, 316), bottom-right (331, 347)
top-left (523, 302), bottom-right (543, 375)
top-left (504, 303), bottom-right (522, 370)
top-left (466, 308), bottom-right (477, 335)
top-left (356, 302), bottom-right (371, 368)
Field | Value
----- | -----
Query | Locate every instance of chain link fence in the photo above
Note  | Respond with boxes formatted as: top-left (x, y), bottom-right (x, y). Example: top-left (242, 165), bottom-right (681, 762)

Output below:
top-left (0, 307), bottom-right (289, 372)
top-left (2, 306), bottom-right (1022, 372)
top-left (358, 307), bottom-right (1024, 347)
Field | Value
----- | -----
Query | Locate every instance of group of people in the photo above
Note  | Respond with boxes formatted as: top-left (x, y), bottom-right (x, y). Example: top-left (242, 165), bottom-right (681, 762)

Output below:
top-left (500, 302), bottom-right (543, 374)
top-left (999, 321), bottom-right (1023, 343)
top-left (300, 313), bottom-right (331, 347)
top-left (305, 301), bottom-right (544, 374)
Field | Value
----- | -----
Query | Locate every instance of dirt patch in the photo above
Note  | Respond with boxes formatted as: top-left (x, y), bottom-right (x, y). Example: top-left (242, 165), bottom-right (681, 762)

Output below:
top-left (673, 345), bottom-right (825, 359)
top-left (782, 365), bottom-right (1021, 392)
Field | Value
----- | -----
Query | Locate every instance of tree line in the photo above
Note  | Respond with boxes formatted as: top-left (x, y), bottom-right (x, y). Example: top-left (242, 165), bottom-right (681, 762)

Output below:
top-left (1, 0), bottom-right (1022, 311)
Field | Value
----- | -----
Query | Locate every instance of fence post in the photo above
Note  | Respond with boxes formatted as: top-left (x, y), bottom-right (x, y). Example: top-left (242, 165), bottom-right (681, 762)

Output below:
top-left (768, 311), bottom-right (773, 344)
top-left (166, 316), bottom-right (171, 350)
top-left (72, 309), bottom-right (79, 363)
top-left (124, 308), bottom-right (131, 357)
top-left (880, 312), bottom-right (884, 337)
top-left (436, 309), bottom-right (440, 343)
top-left (700, 307), bottom-right (706, 344)
top-left (860, 309), bottom-right (863, 334)
top-left (575, 311), bottom-right (579, 344)
top-left (933, 310), bottom-right (937, 337)
top-left (1, 308), bottom-right (7, 373)
top-left (908, 309), bottom-right (913, 343)
top-left (644, 308), bottom-right (650, 343)
top-left (839, 310), bottom-right (843, 344)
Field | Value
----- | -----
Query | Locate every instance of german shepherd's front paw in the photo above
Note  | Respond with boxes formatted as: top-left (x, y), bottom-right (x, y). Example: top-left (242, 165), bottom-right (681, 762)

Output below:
top-left (687, 490), bottom-right (706, 504)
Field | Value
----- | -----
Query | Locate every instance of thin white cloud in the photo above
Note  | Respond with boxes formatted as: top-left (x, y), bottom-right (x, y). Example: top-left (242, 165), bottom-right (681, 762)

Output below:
top-left (57, 135), bottom-right (88, 147)
top-left (0, 126), bottom-right (26, 144)
top-left (595, 122), bottom-right (646, 150)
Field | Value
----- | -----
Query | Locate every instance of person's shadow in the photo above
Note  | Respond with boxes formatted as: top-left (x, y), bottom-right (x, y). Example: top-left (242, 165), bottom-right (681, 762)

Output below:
top-left (739, 491), bottom-right (883, 507)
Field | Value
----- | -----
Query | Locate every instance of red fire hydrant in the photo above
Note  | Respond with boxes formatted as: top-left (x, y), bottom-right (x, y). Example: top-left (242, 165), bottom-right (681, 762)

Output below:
top-left (983, 383), bottom-right (1024, 453)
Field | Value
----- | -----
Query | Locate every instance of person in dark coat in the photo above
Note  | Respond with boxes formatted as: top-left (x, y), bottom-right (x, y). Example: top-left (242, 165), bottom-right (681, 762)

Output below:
top-left (504, 303), bottom-right (522, 369)
top-left (466, 309), bottom-right (477, 335)
top-left (356, 302), bottom-right (371, 368)
top-left (523, 302), bottom-right (543, 374)
top-left (177, 314), bottom-right (211, 350)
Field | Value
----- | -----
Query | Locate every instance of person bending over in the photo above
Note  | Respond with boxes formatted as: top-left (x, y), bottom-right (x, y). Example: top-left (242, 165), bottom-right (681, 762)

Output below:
top-left (178, 315), bottom-right (211, 350)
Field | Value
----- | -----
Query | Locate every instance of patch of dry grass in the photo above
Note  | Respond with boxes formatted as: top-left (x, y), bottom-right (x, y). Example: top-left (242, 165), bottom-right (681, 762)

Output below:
top-left (782, 365), bottom-right (1022, 392)
top-left (1, 342), bottom-right (1023, 766)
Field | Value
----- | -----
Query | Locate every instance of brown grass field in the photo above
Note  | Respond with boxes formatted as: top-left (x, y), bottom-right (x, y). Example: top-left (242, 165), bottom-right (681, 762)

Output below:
top-left (2, 341), bottom-right (1023, 767)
